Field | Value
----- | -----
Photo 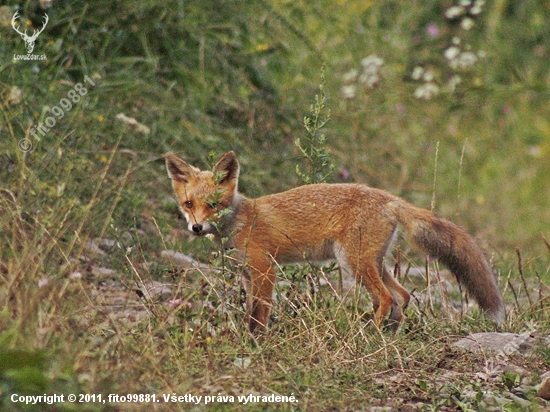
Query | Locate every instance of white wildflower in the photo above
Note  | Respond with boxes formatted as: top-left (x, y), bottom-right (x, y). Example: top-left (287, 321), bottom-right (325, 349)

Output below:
top-left (461, 17), bottom-right (475, 30)
top-left (361, 55), bottom-right (384, 69)
top-left (471, 0), bottom-right (485, 14)
top-left (359, 72), bottom-right (380, 89)
top-left (411, 66), bottom-right (424, 80)
top-left (452, 37), bottom-right (461, 45)
top-left (455, 51), bottom-right (478, 69)
top-left (447, 75), bottom-right (462, 91)
top-left (445, 6), bottom-right (465, 19)
top-left (341, 84), bottom-right (357, 99)
top-left (423, 70), bottom-right (434, 82)
top-left (470, 4), bottom-right (483, 15)
top-left (414, 83), bottom-right (439, 100)
top-left (444, 46), bottom-right (461, 61)
top-left (459, 0), bottom-right (472, 5)
top-left (342, 69), bottom-right (358, 83)
top-left (358, 56), bottom-right (383, 88)
top-left (8, 86), bottom-right (23, 105)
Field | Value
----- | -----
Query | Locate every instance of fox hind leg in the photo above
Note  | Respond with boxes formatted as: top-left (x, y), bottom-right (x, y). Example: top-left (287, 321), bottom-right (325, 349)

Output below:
top-left (335, 243), bottom-right (393, 328)
top-left (360, 262), bottom-right (393, 328)
top-left (382, 268), bottom-right (410, 331)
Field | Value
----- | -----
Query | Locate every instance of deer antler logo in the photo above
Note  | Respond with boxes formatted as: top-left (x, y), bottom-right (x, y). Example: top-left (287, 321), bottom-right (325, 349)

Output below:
top-left (12, 11), bottom-right (49, 54)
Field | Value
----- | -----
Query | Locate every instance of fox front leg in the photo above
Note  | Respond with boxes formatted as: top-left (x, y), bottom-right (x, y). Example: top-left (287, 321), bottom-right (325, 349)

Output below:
top-left (243, 261), bottom-right (276, 333)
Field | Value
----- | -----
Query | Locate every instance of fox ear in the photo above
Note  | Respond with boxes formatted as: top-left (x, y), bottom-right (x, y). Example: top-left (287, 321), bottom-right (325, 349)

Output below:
top-left (213, 151), bottom-right (239, 186)
top-left (165, 153), bottom-right (198, 183)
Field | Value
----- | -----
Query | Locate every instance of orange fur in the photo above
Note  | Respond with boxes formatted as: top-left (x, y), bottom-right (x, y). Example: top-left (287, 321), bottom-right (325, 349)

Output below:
top-left (166, 151), bottom-right (503, 332)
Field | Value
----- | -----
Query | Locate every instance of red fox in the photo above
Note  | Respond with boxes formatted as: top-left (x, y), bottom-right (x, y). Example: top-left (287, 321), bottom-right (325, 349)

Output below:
top-left (165, 151), bottom-right (504, 332)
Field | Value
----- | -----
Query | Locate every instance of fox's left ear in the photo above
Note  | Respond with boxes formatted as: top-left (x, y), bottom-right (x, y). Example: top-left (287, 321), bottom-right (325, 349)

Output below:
top-left (213, 151), bottom-right (239, 186)
top-left (165, 152), bottom-right (199, 183)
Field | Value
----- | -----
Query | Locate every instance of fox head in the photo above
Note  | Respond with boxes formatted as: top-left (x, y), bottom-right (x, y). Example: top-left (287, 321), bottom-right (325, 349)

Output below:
top-left (165, 151), bottom-right (240, 236)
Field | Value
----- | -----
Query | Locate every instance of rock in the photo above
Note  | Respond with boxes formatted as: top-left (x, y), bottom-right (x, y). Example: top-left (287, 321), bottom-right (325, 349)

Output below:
top-left (112, 308), bottom-right (150, 325)
top-left (538, 371), bottom-right (550, 400)
top-left (141, 280), bottom-right (173, 302)
top-left (160, 250), bottom-right (205, 268)
top-left (453, 332), bottom-right (536, 356)
top-left (97, 238), bottom-right (117, 252)
top-left (85, 239), bottom-right (107, 256)
top-left (327, 278), bottom-right (357, 294)
top-left (70, 271), bottom-right (82, 279)
top-left (507, 393), bottom-right (533, 408)
top-left (500, 364), bottom-right (527, 375)
top-left (90, 266), bottom-right (117, 278)
top-left (159, 250), bottom-right (219, 277)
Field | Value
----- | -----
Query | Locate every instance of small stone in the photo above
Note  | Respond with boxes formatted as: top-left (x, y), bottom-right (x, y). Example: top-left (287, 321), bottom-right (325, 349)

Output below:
top-left (160, 250), bottom-right (203, 268)
top-left (85, 239), bottom-right (107, 256)
top-left (91, 266), bottom-right (117, 278)
top-left (141, 280), bottom-right (173, 302)
top-left (537, 372), bottom-right (550, 400)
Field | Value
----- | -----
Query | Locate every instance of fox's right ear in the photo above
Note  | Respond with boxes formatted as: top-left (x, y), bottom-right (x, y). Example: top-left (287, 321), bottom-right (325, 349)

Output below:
top-left (165, 153), bottom-right (197, 183)
top-left (213, 151), bottom-right (239, 186)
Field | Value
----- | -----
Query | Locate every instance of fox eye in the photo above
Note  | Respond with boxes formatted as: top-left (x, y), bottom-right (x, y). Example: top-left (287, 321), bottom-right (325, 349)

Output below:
top-left (184, 201), bottom-right (193, 209)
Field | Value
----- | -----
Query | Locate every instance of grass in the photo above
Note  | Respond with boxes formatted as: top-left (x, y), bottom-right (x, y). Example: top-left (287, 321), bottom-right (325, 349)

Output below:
top-left (1, 0), bottom-right (550, 410)
top-left (1, 207), bottom-right (549, 411)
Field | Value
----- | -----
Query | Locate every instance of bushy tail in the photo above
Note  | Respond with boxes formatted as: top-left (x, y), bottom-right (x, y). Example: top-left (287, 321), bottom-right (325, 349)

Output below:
top-left (391, 200), bottom-right (504, 324)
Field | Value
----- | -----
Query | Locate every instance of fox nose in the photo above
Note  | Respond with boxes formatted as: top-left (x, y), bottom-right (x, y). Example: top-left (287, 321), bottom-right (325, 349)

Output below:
top-left (192, 224), bottom-right (203, 234)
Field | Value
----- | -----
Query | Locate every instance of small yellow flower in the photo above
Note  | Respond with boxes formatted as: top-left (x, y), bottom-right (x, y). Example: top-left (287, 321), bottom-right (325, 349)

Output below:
top-left (205, 336), bottom-right (212, 344)
top-left (98, 115), bottom-right (104, 122)
top-left (255, 44), bottom-right (269, 52)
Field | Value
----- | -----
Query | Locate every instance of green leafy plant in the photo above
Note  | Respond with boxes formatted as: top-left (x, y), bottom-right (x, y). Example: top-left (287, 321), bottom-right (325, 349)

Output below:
top-left (295, 65), bottom-right (335, 185)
